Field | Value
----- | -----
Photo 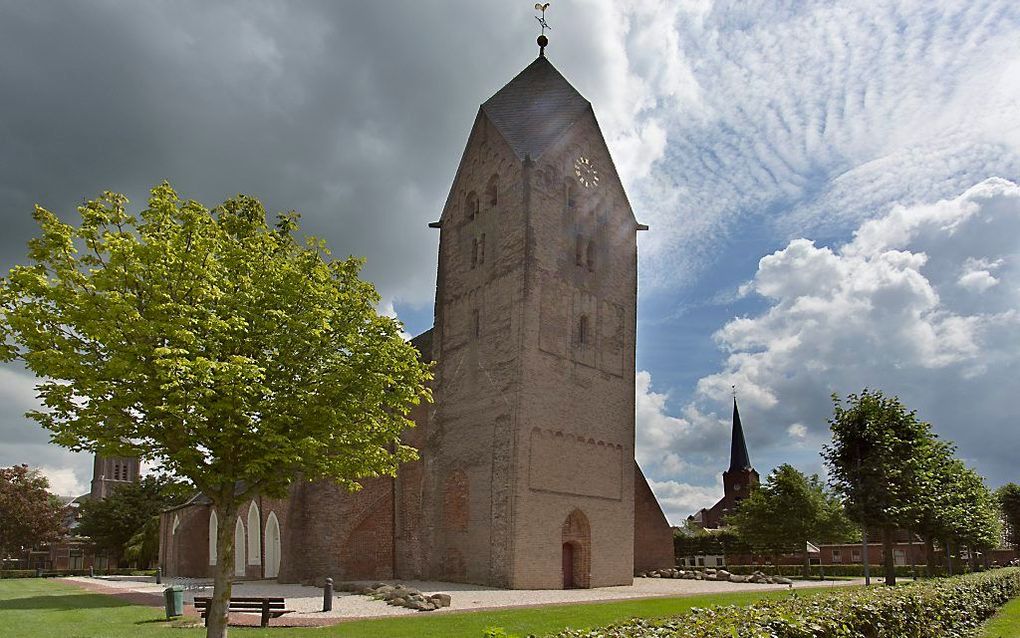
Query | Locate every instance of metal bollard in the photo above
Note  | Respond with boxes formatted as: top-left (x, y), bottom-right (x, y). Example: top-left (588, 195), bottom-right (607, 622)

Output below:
top-left (155, 566), bottom-right (162, 584)
top-left (89, 566), bottom-right (94, 578)
top-left (35, 567), bottom-right (42, 578)
top-left (323, 578), bottom-right (333, 612)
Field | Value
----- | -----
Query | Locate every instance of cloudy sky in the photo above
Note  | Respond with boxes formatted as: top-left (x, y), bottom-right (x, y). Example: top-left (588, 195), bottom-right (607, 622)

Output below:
top-left (1, 1), bottom-right (1018, 522)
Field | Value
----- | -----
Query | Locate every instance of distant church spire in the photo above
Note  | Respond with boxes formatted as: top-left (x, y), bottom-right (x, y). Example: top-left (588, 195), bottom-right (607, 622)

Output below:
top-left (729, 396), bottom-right (752, 472)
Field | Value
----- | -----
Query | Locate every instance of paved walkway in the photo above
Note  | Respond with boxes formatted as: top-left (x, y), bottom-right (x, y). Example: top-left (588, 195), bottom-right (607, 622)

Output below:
top-left (61, 575), bottom-right (863, 627)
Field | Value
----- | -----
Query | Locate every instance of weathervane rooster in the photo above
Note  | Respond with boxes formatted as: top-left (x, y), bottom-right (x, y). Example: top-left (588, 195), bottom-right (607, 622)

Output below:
top-left (535, 3), bottom-right (551, 35)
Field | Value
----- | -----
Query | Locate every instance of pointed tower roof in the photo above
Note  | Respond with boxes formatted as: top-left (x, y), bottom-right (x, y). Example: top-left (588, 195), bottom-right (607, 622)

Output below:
top-left (728, 398), bottom-right (752, 472)
top-left (481, 56), bottom-right (592, 161)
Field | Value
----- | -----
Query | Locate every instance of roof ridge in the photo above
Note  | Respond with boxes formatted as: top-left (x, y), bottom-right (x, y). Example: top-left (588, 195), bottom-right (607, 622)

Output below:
top-left (480, 56), bottom-right (591, 161)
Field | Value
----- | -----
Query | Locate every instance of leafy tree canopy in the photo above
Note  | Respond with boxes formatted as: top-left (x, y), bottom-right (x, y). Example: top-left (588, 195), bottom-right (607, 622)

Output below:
top-left (0, 465), bottom-right (66, 558)
top-left (76, 475), bottom-right (188, 564)
top-left (997, 483), bottom-right (1020, 548)
top-left (0, 183), bottom-right (432, 636)
top-left (726, 464), bottom-right (855, 574)
top-left (822, 389), bottom-right (934, 528)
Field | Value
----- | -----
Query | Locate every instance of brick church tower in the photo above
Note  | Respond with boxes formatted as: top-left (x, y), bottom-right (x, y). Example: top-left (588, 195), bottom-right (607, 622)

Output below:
top-left (157, 31), bottom-right (675, 589)
top-left (89, 454), bottom-right (140, 499)
top-left (423, 40), bottom-right (651, 589)
top-left (689, 398), bottom-right (760, 529)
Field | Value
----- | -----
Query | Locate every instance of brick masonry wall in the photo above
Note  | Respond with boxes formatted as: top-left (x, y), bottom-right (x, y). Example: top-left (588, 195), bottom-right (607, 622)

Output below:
top-left (633, 462), bottom-right (675, 572)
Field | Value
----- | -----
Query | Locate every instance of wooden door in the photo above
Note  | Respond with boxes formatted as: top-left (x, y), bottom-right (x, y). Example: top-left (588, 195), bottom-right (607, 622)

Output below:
top-left (562, 543), bottom-right (574, 589)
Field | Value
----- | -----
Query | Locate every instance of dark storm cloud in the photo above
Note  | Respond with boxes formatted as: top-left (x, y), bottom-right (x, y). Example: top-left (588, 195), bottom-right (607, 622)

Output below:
top-left (0, 0), bottom-right (584, 484)
top-left (0, 0), bottom-right (573, 304)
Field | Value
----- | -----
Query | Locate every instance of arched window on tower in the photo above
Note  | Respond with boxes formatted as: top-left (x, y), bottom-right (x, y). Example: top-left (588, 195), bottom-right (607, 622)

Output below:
top-left (486, 174), bottom-right (499, 209)
top-left (578, 315), bottom-right (589, 346)
top-left (566, 181), bottom-right (576, 209)
top-left (575, 235), bottom-right (584, 266)
top-left (465, 191), bottom-right (479, 220)
top-left (586, 241), bottom-right (595, 272)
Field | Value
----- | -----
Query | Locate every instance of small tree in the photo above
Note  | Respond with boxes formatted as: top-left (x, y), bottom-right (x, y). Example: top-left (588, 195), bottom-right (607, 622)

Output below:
top-left (76, 475), bottom-right (188, 566)
top-left (0, 465), bottom-right (66, 560)
top-left (822, 390), bottom-right (934, 585)
top-left (0, 184), bottom-right (431, 638)
top-left (727, 464), bottom-right (855, 577)
top-left (996, 483), bottom-right (1020, 549)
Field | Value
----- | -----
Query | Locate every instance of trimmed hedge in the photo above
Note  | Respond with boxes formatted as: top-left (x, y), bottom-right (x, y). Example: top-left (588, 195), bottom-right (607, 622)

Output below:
top-left (0, 568), bottom-right (156, 579)
top-left (544, 568), bottom-right (1020, 638)
top-left (724, 564), bottom-right (919, 578)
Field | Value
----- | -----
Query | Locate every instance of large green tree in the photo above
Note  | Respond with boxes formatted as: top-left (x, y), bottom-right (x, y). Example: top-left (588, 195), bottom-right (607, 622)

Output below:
top-left (997, 483), bottom-right (1020, 549)
top-left (912, 442), bottom-right (1001, 574)
top-left (822, 389), bottom-right (934, 585)
top-left (0, 184), bottom-right (431, 638)
top-left (726, 464), bottom-right (856, 577)
top-left (76, 475), bottom-right (188, 567)
top-left (0, 465), bottom-right (66, 560)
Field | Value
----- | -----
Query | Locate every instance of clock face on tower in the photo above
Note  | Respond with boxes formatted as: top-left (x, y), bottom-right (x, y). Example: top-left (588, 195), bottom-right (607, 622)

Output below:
top-left (574, 156), bottom-right (599, 189)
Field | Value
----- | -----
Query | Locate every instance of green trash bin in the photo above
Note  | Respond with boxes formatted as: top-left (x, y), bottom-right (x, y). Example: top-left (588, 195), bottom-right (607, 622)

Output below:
top-left (163, 586), bottom-right (184, 618)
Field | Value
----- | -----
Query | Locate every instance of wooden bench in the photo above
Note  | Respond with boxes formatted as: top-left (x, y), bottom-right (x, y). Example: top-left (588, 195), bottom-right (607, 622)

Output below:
top-left (193, 596), bottom-right (292, 627)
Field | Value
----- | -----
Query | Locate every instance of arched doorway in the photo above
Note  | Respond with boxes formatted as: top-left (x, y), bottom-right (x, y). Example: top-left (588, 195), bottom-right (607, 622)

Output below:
top-left (233, 518), bottom-right (246, 577)
top-left (264, 512), bottom-right (281, 579)
top-left (561, 509), bottom-right (591, 589)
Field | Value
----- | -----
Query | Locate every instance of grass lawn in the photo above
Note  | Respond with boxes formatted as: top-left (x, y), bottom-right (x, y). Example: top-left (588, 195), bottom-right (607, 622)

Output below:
top-left (0, 578), bottom-right (834, 638)
top-left (979, 595), bottom-right (1020, 638)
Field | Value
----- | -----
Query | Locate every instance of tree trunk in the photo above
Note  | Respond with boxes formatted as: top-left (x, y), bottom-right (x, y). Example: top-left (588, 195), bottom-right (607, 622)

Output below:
top-left (924, 536), bottom-right (936, 578)
top-left (802, 546), bottom-right (812, 580)
top-left (207, 501), bottom-right (238, 638)
top-left (881, 526), bottom-right (896, 586)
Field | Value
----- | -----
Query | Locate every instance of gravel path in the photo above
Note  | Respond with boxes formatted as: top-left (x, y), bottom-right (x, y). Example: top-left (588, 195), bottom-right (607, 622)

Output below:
top-left (63, 574), bottom-right (862, 625)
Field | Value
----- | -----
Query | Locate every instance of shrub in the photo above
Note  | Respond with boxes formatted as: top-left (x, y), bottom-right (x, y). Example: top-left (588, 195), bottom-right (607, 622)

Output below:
top-left (724, 563), bottom-right (918, 578)
top-left (0, 568), bottom-right (154, 579)
top-left (543, 568), bottom-right (1020, 638)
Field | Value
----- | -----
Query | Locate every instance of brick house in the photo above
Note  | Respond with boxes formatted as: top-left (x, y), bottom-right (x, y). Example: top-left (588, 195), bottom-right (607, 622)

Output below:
top-left (158, 38), bottom-right (674, 589)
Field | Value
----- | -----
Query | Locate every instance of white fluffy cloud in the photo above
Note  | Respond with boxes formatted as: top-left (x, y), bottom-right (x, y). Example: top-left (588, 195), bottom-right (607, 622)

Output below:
top-left (589, 0), bottom-right (1020, 289)
top-left (641, 178), bottom-right (1020, 519)
top-left (646, 478), bottom-right (722, 525)
top-left (38, 466), bottom-right (86, 497)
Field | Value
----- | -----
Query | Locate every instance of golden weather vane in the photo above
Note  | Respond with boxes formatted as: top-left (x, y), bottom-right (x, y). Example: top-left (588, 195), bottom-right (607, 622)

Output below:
top-left (535, 3), bottom-right (551, 35)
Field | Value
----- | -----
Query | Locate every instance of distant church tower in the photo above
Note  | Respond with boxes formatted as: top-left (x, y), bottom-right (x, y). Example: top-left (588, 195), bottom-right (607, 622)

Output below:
top-left (689, 398), bottom-right (760, 529)
top-left (89, 455), bottom-right (140, 499)
top-left (423, 36), bottom-right (650, 589)
top-left (722, 398), bottom-right (759, 510)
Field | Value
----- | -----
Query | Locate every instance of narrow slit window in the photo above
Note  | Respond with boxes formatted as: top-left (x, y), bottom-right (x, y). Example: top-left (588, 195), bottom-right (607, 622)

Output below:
top-left (473, 309), bottom-right (480, 338)
top-left (466, 191), bottom-right (479, 220)
top-left (486, 174), bottom-right (499, 208)
top-left (578, 315), bottom-right (589, 345)
top-left (471, 238), bottom-right (478, 269)
top-left (480, 233), bottom-right (486, 264)
top-left (566, 183), bottom-right (576, 209)
top-left (575, 235), bottom-right (583, 266)
top-left (586, 241), bottom-right (595, 272)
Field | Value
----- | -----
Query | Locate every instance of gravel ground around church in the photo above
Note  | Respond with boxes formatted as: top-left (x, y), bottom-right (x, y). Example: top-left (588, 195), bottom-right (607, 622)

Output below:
top-left (63, 575), bottom-right (863, 621)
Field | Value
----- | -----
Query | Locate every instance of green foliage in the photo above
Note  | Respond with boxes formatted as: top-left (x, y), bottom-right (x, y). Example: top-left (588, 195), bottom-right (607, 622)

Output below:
top-left (0, 184), bottom-right (431, 501)
top-left (673, 529), bottom-right (751, 560)
top-left (726, 464), bottom-right (855, 571)
top-left (725, 564), bottom-right (918, 578)
top-left (996, 483), bottom-right (1020, 548)
top-left (544, 568), bottom-right (1020, 638)
top-left (76, 475), bottom-right (186, 566)
top-left (0, 183), bottom-right (432, 637)
top-left (0, 465), bottom-right (66, 558)
top-left (822, 390), bottom-right (932, 530)
top-left (911, 440), bottom-right (1002, 558)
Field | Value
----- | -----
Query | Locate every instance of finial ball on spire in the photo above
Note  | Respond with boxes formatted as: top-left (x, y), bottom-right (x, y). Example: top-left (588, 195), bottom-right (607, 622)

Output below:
top-left (538, 34), bottom-right (548, 49)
